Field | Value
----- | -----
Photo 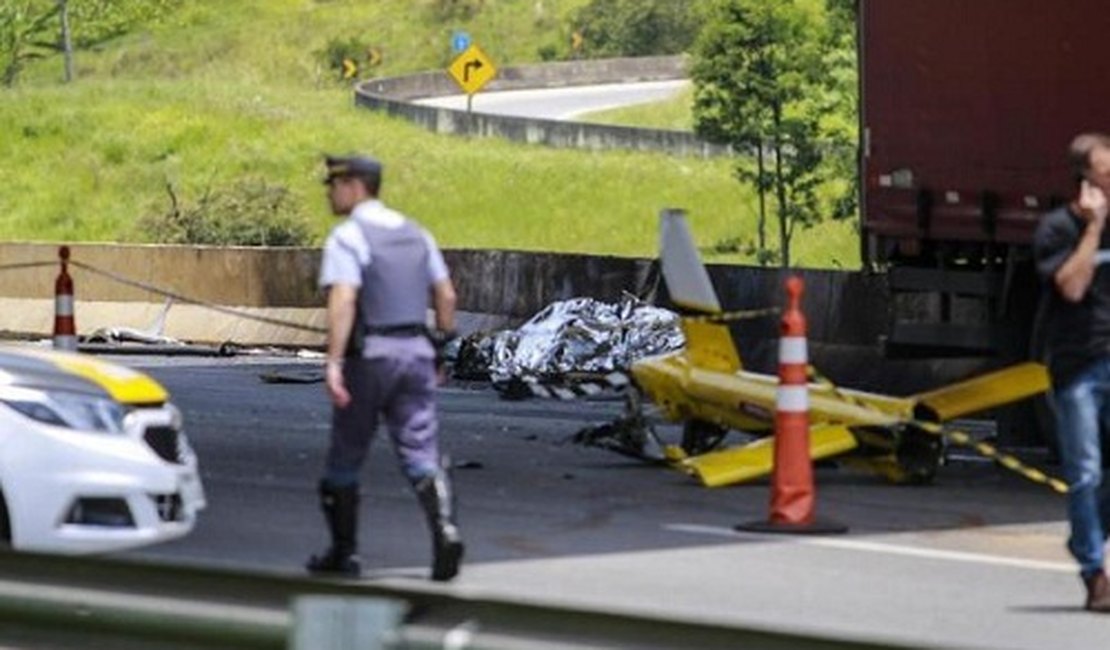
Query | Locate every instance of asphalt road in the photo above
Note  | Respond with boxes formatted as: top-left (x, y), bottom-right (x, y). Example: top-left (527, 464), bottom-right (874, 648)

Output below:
top-left (107, 357), bottom-right (1109, 650)
top-left (413, 80), bottom-right (690, 120)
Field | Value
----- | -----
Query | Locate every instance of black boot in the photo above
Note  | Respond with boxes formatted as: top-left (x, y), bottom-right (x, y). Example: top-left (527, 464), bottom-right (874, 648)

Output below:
top-left (415, 461), bottom-right (465, 581)
top-left (306, 481), bottom-right (361, 577)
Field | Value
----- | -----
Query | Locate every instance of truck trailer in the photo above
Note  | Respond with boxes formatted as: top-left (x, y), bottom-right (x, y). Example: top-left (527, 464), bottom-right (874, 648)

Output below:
top-left (860, 0), bottom-right (1110, 360)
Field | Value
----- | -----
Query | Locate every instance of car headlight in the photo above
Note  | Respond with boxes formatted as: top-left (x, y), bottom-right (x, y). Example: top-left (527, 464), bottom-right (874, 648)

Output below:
top-left (0, 386), bottom-right (129, 434)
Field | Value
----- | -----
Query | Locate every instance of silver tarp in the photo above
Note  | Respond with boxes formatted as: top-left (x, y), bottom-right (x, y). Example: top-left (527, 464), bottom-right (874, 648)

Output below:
top-left (452, 297), bottom-right (684, 386)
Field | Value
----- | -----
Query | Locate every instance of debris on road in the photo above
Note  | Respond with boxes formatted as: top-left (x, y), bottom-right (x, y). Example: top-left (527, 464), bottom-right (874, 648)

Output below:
top-left (452, 297), bottom-right (683, 398)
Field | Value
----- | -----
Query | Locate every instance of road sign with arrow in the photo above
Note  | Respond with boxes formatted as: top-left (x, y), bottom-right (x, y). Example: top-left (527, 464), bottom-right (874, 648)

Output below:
top-left (341, 58), bottom-right (358, 80)
top-left (447, 43), bottom-right (497, 95)
top-left (571, 30), bottom-right (584, 51)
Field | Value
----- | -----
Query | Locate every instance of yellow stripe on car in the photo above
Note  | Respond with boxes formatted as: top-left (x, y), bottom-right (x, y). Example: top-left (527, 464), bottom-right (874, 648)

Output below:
top-left (19, 348), bottom-right (167, 405)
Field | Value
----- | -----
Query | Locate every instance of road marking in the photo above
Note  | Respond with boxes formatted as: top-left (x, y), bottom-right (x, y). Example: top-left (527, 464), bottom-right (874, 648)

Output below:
top-left (443, 620), bottom-right (479, 650)
top-left (665, 523), bottom-right (1075, 574)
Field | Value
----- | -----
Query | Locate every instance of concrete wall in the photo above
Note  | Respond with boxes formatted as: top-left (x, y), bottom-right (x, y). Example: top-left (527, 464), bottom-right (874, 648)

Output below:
top-left (0, 241), bottom-right (988, 395)
top-left (354, 56), bottom-right (730, 158)
top-left (0, 243), bottom-right (326, 346)
top-left (0, 243), bottom-right (321, 306)
top-left (443, 249), bottom-right (655, 320)
top-left (0, 244), bottom-right (658, 345)
top-left (447, 251), bottom-right (991, 395)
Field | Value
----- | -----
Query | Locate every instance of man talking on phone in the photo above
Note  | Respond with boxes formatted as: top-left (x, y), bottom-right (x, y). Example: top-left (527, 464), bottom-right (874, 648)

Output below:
top-left (1034, 133), bottom-right (1110, 612)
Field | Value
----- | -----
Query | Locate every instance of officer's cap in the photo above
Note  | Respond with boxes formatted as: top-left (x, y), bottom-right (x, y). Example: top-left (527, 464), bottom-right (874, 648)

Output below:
top-left (323, 154), bottom-right (382, 187)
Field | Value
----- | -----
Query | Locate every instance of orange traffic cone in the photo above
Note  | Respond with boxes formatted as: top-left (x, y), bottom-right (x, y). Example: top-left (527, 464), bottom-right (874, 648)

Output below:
top-left (736, 275), bottom-right (846, 534)
top-left (53, 246), bottom-right (77, 351)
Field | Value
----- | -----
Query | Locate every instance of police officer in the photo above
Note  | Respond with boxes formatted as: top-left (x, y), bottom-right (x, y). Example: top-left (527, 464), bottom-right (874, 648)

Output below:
top-left (308, 153), bottom-right (464, 581)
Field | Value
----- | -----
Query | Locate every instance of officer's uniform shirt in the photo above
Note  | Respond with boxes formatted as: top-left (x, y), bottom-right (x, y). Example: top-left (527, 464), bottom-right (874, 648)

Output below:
top-left (319, 199), bottom-right (449, 359)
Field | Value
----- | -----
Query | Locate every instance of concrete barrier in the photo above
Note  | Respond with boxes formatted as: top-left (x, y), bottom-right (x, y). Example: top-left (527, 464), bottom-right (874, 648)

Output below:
top-left (354, 56), bottom-right (731, 157)
top-left (0, 243), bottom-right (321, 306)
top-left (360, 56), bottom-right (691, 100)
top-left (0, 242), bottom-right (994, 396)
top-left (0, 243), bottom-right (326, 347)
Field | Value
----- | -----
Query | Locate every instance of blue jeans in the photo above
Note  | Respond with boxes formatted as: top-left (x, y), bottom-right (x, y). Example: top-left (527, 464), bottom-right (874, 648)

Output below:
top-left (1053, 358), bottom-right (1110, 577)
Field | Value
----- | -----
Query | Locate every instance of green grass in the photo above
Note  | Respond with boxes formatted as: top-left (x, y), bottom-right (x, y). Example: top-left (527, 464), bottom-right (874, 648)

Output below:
top-left (579, 85), bottom-right (695, 130)
top-left (0, 0), bottom-right (859, 269)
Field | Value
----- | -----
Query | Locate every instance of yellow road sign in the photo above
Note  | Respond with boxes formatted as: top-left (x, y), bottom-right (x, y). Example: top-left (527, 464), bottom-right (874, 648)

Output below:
top-left (341, 58), bottom-right (358, 80)
top-left (447, 43), bottom-right (497, 95)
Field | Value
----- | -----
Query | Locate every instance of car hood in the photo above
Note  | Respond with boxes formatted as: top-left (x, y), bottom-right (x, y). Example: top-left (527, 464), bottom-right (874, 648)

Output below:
top-left (0, 346), bottom-right (168, 406)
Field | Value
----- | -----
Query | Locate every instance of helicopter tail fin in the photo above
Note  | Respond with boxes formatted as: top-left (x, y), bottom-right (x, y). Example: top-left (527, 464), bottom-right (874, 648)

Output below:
top-left (659, 209), bottom-right (741, 373)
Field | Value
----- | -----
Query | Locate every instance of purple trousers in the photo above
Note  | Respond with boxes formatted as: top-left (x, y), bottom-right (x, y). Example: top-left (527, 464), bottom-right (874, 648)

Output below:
top-left (325, 348), bottom-right (440, 486)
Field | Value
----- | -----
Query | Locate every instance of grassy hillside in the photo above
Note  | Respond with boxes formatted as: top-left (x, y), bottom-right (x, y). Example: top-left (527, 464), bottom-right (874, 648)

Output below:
top-left (0, 0), bottom-right (859, 268)
top-left (580, 85), bottom-right (695, 130)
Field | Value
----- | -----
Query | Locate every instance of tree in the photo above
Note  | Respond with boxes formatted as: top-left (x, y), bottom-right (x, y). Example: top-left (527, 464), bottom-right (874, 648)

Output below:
top-left (690, 0), bottom-right (856, 267)
top-left (59, 0), bottom-right (72, 82)
top-left (570, 0), bottom-right (704, 58)
top-left (0, 1), bottom-right (58, 87)
top-left (63, 0), bottom-right (180, 49)
top-left (0, 0), bottom-right (180, 86)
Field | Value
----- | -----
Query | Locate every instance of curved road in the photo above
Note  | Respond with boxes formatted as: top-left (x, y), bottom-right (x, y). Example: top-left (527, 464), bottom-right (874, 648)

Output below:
top-left (101, 358), bottom-right (1103, 650)
top-left (414, 79), bottom-right (690, 120)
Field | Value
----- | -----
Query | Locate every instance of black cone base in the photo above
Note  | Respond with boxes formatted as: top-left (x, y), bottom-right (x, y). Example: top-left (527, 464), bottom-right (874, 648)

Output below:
top-left (735, 517), bottom-right (848, 535)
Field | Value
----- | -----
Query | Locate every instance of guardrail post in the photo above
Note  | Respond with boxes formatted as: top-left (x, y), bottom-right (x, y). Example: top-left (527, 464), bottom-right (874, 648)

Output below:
top-left (290, 596), bottom-right (407, 650)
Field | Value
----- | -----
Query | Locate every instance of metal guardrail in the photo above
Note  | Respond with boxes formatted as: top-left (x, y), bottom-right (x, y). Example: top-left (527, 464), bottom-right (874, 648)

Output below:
top-left (0, 550), bottom-right (934, 650)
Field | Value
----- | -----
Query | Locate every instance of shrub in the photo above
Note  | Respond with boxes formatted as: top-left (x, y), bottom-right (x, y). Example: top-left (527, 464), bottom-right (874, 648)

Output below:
top-left (140, 178), bottom-right (312, 247)
top-left (424, 0), bottom-right (485, 22)
top-left (316, 35), bottom-right (369, 81)
top-left (568, 0), bottom-right (703, 58)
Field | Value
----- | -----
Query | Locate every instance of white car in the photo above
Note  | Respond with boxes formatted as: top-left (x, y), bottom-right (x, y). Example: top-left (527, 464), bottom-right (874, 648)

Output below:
top-left (0, 345), bottom-right (205, 554)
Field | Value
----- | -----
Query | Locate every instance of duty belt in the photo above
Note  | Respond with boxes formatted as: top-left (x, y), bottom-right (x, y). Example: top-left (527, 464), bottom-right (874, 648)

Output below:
top-left (365, 323), bottom-right (428, 338)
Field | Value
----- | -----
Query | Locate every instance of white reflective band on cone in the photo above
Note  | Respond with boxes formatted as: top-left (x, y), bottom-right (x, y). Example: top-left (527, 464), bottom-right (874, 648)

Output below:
top-left (776, 385), bottom-right (809, 412)
top-left (53, 335), bottom-right (77, 351)
top-left (778, 336), bottom-right (807, 364)
top-left (55, 294), bottom-right (74, 315)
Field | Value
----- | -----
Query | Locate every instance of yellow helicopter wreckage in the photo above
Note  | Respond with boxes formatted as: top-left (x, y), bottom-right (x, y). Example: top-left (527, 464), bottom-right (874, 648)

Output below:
top-left (567, 209), bottom-right (1052, 489)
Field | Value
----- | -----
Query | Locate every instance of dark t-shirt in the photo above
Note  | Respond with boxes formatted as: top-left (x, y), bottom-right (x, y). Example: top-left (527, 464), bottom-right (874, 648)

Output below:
top-left (1032, 205), bottom-right (1110, 388)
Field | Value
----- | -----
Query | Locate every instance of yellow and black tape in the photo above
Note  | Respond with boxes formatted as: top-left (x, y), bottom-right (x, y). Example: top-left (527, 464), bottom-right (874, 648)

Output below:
top-left (806, 365), bottom-right (1067, 495)
top-left (921, 423), bottom-right (1068, 494)
top-left (680, 306), bottom-right (780, 325)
